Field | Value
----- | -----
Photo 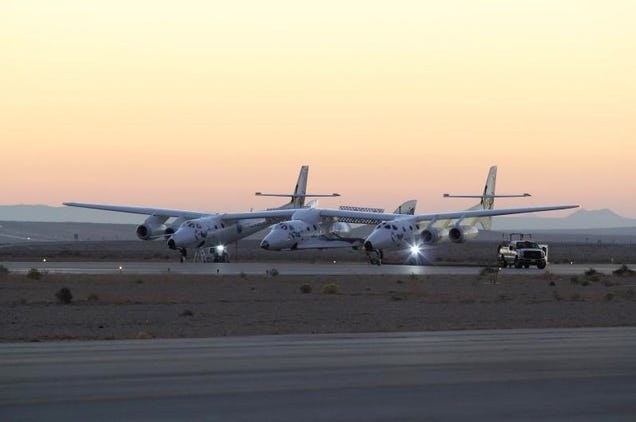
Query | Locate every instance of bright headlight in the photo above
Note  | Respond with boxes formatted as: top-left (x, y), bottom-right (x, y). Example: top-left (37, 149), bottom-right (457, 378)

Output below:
top-left (215, 245), bottom-right (225, 254)
top-left (409, 244), bottom-right (422, 255)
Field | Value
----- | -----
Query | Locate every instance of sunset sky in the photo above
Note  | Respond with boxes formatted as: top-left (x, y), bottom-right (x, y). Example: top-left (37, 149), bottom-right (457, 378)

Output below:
top-left (2, 1), bottom-right (634, 217)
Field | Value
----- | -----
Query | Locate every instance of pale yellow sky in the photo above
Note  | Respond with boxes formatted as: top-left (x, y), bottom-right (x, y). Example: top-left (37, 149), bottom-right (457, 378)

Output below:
top-left (1, 1), bottom-right (634, 216)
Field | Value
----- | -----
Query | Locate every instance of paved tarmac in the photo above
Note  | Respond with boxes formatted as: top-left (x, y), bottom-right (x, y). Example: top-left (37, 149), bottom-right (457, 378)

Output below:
top-left (2, 260), bottom-right (633, 276)
top-left (1, 328), bottom-right (635, 421)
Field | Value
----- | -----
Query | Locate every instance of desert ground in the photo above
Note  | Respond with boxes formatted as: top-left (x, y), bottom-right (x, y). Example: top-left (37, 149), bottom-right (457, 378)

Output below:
top-left (1, 240), bottom-right (635, 342)
top-left (2, 265), bottom-right (636, 342)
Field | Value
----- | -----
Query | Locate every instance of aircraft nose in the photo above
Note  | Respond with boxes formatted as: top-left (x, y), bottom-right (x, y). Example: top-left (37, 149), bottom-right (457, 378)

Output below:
top-left (363, 240), bottom-right (373, 251)
top-left (260, 240), bottom-right (270, 250)
top-left (167, 238), bottom-right (176, 250)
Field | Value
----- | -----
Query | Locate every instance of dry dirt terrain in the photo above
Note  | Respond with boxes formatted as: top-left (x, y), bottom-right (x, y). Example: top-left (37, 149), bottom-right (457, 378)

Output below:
top-left (2, 240), bottom-right (635, 342)
top-left (2, 268), bottom-right (636, 342)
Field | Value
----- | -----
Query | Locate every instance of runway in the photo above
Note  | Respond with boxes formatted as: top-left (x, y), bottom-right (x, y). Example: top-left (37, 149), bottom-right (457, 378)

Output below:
top-left (1, 328), bottom-right (635, 421)
top-left (2, 260), bottom-right (633, 276)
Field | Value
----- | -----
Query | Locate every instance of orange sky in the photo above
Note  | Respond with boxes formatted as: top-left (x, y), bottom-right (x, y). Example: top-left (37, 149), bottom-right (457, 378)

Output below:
top-left (1, 1), bottom-right (635, 217)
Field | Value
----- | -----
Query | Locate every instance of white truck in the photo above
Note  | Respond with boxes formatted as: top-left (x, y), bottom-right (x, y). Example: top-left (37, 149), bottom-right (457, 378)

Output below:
top-left (498, 234), bottom-right (548, 269)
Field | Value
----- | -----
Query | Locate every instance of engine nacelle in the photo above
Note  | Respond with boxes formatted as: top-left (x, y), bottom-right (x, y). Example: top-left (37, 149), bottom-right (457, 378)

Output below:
top-left (136, 215), bottom-right (169, 240)
top-left (448, 225), bottom-right (479, 243)
top-left (421, 227), bottom-right (449, 245)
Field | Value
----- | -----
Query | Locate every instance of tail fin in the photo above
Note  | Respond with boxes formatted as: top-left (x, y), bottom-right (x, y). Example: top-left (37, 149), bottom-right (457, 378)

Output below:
top-left (291, 165), bottom-right (309, 208)
top-left (472, 166), bottom-right (497, 229)
top-left (255, 165), bottom-right (340, 209)
top-left (393, 200), bottom-right (417, 215)
top-left (480, 165), bottom-right (497, 210)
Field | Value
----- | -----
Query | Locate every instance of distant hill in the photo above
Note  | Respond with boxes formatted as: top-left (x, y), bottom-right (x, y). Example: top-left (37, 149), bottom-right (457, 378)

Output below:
top-left (494, 209), bottom-right (636, 230)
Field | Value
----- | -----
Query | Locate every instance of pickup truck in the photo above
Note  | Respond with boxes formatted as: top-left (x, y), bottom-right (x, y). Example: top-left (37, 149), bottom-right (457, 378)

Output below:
top-left (498, 240), bottom-right (548, 269)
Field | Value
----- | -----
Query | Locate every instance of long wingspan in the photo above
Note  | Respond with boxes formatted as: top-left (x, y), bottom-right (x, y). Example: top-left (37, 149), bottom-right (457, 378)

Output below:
top-left (318, 204), bottom-right (578, 223)
top-left (219, 204), bottom-right (579, 224)
top-left (63, 202), bottom-right (210, 219)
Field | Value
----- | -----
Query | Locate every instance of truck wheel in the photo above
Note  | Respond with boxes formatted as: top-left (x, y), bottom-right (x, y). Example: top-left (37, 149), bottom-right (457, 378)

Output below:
top-left (499, 255), bottom-right (507, 268)
top-left (514, 258), bottom-right (522, 269)
top-left (524, 264), bottom-right (530, 269)
top-left (537, 261), bottom-right (546, 269)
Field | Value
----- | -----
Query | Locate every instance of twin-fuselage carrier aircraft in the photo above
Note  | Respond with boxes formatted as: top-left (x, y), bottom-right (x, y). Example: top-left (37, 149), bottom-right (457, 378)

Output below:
top-left (65, 165), bottom-right (578, 265)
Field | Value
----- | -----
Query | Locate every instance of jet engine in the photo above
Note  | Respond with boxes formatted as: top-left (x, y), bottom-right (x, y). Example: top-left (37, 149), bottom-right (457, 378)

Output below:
top-left (448, 225), bottom-right (479, 243)
top-left (421, 227), bottom-right (449, 245)
top-left (136, 215), bottom-right (169, 240)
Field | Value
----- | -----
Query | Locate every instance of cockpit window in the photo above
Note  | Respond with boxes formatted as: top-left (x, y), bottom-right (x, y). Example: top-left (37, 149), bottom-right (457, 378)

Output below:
top-left (392, 225), bottom-right (397, 230)
top-left (384, 225), bottom-right (391, 230)
top-left (281, 224), bottom-right (287, 230)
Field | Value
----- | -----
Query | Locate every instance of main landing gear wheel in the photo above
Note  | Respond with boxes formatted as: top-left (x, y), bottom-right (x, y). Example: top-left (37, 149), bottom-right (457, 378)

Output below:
top-left (367, 250), bottom-right (383, 266)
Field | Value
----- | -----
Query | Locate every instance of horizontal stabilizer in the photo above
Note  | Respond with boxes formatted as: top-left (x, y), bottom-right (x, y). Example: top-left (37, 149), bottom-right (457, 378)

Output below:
top-left (255, 192), bottom-right (340, 198)
top-left (443, 193), bottom-right (531, 198)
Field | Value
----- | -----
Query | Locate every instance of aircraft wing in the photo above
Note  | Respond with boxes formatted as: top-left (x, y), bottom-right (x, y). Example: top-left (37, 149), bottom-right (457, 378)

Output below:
top-left (218, 208), bottom-right (395, 225)
top-left (409, 204), bottom-right (579, 223)
top-left (315, 204), bottom-right (579, 224)
top-left (63, 202), bottom-right (210, 219)
top-left (219, 209), bottom-right (302, 222)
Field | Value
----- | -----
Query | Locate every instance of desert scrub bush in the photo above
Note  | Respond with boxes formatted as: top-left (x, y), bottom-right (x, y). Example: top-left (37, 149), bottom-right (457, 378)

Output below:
top-left (0, 264), bottom-right (9, 276)
top-left (299, 284), bottom-right (312, 294)
top-left (27, 268), bottom-right (44, 280)
top-left (239, 271), bottom-right (248, 280)
top-left (322, 283), bottom-right (340, 295)
top-left (87, 293), bottom-right (99, 302)
top-left (584, 268), bottom-right (601, 282)
top-left (179, 309), bottom-right (194, 317)
top-left (55, 287), bottom-right (73, 304)
top-left (613, 264), bottom-right (635, 277)
top-left (604, 293), bottom-right (616, 301)
top-left (268, 268), bottom-right (279, 277)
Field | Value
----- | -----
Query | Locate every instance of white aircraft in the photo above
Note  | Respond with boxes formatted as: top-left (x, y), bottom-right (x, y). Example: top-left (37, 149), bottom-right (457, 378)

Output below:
top-left (64, 166), bottom-right (339, 261)
top-left (239, 166), bottom-right (578, 264)
top-left (260, 200), bottom-right (417, 251)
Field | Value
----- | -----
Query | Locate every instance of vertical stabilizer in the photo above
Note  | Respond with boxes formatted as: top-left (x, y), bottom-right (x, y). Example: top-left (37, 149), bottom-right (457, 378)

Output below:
top-left (481, 165), bottom-right (497, 210)
top-left (292, 165), bottom-right (309, 208)
top-left (475, 165), bottom-right (497, 229)
top-left (393, 200), bottom-right (417, 215)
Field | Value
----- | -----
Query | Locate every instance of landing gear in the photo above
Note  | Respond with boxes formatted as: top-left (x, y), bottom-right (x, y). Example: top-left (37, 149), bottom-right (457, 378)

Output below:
top-left (366, 249), bottom-right (383, 265)
top-left (178, 248), bottom-right (187, 263)
top-left (212, 250), bottom-right (230, 263)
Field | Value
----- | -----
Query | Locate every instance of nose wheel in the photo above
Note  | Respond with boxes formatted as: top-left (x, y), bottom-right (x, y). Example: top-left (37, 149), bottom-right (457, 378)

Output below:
top-left (178, 248), bottom-right (187, 263)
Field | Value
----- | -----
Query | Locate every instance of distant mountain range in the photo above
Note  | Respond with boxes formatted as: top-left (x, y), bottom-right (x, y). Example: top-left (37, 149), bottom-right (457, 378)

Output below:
top-left (1, 205), bottom-right (635, 230)
top-left (493, 209), bottom-right (636, 230)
